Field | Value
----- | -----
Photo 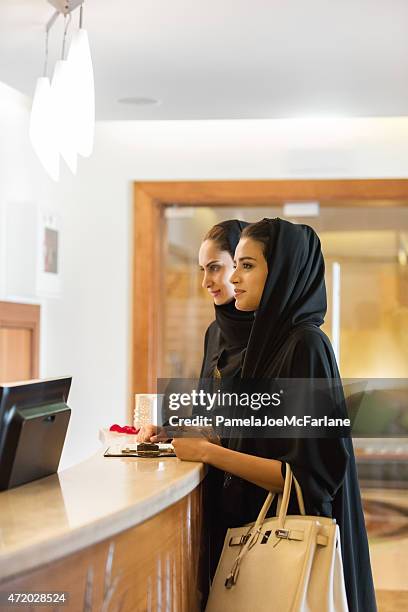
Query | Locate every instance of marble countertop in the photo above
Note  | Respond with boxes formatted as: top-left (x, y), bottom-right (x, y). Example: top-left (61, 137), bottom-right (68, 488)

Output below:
top-left (0, 451), bottom-right (206, 582)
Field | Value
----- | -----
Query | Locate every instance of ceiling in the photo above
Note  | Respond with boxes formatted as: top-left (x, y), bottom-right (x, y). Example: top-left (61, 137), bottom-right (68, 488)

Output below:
top-left (1, 1), bottom-right (408, 121)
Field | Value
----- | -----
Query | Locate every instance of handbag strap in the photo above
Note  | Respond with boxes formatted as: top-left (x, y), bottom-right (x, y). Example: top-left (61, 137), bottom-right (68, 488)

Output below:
top-left (253, 463), bottom-right (305, 533)
top-left (278, 465), bottom-right (306, 527)
top-left (292, 473), bottom-right (306, 515)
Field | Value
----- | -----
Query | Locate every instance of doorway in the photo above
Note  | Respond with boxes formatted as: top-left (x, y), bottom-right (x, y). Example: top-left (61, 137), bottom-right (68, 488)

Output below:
top-left (130, 178), bottom-right (408, 402)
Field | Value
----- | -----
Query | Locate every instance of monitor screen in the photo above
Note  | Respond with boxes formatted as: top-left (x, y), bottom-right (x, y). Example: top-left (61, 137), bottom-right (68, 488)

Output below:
top-left (0, 377), bottom-right (72, 491)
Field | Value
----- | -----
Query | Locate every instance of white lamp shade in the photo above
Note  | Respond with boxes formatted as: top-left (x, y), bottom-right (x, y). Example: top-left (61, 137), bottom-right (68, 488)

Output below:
top-left (29, 77), bottom-right (59, 181)
top-left (51, 59), bottom-right (78, 174)
top-left (67, 28), bottom-right (95, 157)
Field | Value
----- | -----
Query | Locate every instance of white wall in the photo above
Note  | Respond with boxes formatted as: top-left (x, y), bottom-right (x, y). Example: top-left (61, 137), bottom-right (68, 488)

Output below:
top-left (0, 83), bottom-right (61, 380)
top-left (0, 83), bottom-right (36, 297)
top-left (3, 79), bottom-right (408, 469)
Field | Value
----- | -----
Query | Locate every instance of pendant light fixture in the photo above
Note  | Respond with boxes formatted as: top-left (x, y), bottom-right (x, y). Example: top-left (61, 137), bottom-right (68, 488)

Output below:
top-left (67, 4), bottom-right (95, 157)
top-left (29, 1), bottom-right (95, 180)
top-left (51, 13), bottom-right (78, 174)
top-left (29, 13), bottom-right (60, 181)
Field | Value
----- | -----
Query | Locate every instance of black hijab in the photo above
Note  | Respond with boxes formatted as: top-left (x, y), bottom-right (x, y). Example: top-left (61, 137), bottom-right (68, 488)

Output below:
top-left (200, 220), bottom-right (254, 378)
top-left (242, 218), bottom-right (326, 378)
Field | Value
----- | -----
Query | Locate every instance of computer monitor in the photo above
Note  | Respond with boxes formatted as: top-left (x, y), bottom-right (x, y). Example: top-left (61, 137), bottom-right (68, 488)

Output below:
top-left (0, 377), bottom-right (72, 491)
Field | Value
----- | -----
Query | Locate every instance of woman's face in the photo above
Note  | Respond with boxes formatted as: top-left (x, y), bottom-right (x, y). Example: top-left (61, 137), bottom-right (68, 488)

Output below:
top-left (199, 240), bottom-right (235, 305)
top-left (230, 237), bottom-right (268, 311)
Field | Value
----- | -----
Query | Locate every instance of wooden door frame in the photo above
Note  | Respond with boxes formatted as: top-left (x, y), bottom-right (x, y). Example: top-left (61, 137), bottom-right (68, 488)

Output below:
top-left (0, 301), bottom-right (40, 381)
top-left (130, 178), bottom-right (408, 414)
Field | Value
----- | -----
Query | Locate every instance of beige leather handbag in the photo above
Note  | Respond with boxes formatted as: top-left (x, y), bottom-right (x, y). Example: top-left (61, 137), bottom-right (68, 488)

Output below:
top-left (205, 463), bottom-right (349, 612)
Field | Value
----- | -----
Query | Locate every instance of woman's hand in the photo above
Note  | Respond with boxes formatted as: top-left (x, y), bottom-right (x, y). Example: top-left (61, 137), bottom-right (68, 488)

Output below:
top-left (136, 424), bottom-right (156, 442)
top-left (136, 425), bottom-right (168, 442)
top-left (172, 437), bottom-right (212, 462)
top-left (171, 426), bottom-right (221, 461)
top-left (136, 424), bottom-right (219, 444)
top-left (185, 426), bottom-right (221, 445)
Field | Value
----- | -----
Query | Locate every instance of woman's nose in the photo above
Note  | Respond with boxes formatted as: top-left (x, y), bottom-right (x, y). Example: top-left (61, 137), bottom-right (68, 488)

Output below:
top-left (202, 272), bottom-right (211, 289)
top-left (229, 269), bottom-right (238, 284)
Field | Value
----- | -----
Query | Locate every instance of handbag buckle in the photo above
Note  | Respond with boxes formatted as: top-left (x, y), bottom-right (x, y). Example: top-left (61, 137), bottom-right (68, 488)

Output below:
top-left (229, 534), bottom-right (250, 547)
top-left (275, 529), bottom-right (289, 539)
top-left (224, 574), bottom-right (236, 589)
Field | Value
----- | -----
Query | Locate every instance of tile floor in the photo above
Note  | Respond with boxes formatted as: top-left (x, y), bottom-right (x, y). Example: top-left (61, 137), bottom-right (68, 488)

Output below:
top-left (362, 487), bottom-right (408, 611)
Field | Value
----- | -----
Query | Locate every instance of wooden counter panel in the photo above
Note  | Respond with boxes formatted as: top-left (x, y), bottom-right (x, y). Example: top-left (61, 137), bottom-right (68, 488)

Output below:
top-left (0, 485), bottom-right (205, 612)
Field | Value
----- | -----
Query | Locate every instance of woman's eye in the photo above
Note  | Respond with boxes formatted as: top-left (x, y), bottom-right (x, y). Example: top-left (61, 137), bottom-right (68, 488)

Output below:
top-left (243, 263), bottom-right (253, 270)
top-left (210, 265), bottom-right (220, 272)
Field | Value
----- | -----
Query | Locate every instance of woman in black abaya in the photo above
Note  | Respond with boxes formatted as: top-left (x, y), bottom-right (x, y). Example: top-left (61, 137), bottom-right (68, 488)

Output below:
top-left (196, 220), bottom-right (254, 588)
top-left (172, 218), bottom-right (377, 612)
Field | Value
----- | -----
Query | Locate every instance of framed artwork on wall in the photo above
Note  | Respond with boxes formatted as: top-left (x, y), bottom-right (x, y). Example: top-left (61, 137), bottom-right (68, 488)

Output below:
top-left (36, 210), bottom-right (61, 298)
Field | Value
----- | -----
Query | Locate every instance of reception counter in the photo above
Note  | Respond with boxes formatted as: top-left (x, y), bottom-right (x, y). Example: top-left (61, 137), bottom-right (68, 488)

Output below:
top-left (0, 451), bottom-right (207, 611)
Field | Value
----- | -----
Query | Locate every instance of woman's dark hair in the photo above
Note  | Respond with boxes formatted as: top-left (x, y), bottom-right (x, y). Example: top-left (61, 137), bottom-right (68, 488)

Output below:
top-left (241, 219), bottom-right (271, 258)
top-left (203, 224), bottom-right (234, 257)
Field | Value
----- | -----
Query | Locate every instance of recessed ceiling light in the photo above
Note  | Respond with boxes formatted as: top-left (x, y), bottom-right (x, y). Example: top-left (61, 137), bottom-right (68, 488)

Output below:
top-left (118, 97), bottom-right (161, 106)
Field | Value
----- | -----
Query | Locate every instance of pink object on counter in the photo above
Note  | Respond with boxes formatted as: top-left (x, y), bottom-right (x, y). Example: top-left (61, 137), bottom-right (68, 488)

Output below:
top-left (109, 424), bottom-right (140, 435)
